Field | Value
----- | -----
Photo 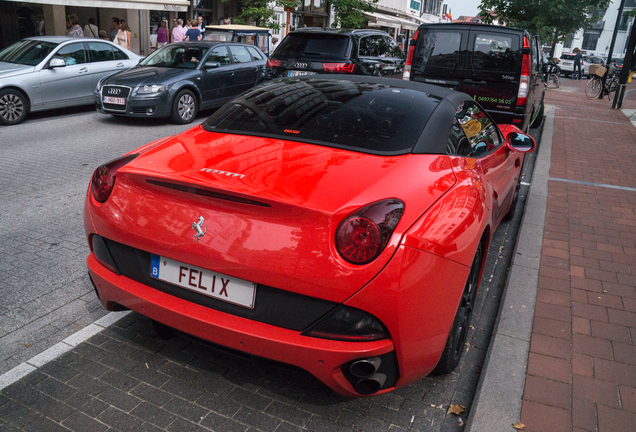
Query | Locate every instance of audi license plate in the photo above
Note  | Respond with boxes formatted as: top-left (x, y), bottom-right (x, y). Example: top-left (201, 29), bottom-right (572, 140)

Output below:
top-left (103, 96), bottom-right (125, 105)
top-left (288, 70), bottom-right (316, 77)
top-left (150, 255), bottom-right (256, 308)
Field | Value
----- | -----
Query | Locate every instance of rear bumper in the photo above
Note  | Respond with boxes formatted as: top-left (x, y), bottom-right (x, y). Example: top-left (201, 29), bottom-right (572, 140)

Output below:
top-left (87, 252), bottom-right (395, 396)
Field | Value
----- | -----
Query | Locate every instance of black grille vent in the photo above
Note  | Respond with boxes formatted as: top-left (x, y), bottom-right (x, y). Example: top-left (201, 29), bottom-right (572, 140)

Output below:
top-left (102, 86), bottom-right (130, 111)
top-left (146, 180), bottom-right (271, 207)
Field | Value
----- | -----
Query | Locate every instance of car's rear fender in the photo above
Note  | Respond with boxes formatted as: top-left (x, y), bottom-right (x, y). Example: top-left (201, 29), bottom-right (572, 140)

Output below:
top-left (400, 171), bottom-right (492, 268)
top-left (344, 244), bottom-right (471, 387)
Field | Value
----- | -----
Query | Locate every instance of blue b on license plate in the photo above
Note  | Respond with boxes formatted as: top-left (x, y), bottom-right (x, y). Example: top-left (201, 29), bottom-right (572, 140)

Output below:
top-left (150, 255), bottom-right (256, 308)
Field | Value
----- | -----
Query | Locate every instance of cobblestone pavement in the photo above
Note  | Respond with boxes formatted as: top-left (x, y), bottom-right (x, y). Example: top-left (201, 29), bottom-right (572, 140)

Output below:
top-left (1, 105), bottom-right (539, 431)
top-left (519, 81), bottom-right (636, 431)
top-left (0, 107), bottom-right (204, 375)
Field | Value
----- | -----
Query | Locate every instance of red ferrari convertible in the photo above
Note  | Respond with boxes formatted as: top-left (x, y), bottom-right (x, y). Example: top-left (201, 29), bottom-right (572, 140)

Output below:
top-left (84, 76), bottom-right (535, 396)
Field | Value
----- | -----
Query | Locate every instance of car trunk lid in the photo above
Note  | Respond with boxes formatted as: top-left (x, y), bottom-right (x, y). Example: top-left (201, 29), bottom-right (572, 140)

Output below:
top-left (91, 127), bottom-right (456, 304)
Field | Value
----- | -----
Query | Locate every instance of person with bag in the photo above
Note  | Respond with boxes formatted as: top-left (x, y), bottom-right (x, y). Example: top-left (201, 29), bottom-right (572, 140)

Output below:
top-left (115, 20), bottom-right (129, 50)
top-left (84, 18), bottom-right (98, 38)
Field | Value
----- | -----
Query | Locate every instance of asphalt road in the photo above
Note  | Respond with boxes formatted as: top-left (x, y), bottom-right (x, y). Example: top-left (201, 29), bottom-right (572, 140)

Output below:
top-left (0, 104), bottom-right (541, 432)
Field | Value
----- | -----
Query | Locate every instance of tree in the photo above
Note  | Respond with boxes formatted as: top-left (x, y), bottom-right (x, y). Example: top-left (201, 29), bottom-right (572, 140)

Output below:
top-left (224, 0), bottom-right (299, 30)
top-left (330, 0), bottom-right (379, 29)
top-left (478, 0), bottom-right (611, 58)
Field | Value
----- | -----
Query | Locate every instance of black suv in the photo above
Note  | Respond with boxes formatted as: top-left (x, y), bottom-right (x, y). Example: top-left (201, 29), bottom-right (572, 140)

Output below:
top-left (404, 23), bottom-right (544, 131)
top-left (266, 28), bottom-right (404, 79)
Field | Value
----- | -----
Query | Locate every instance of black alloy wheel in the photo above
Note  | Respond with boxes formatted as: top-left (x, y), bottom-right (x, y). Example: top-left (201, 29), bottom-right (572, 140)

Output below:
top-left (432, 243), bottom-right (484, 375)
top-left (0, 89), bottom-right (28, 125)
top-left (170, 89), bottom-right (198, 124)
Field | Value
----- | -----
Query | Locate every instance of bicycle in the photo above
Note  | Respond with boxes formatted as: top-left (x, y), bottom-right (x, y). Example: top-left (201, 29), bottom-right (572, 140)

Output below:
top-left (585, 64), bottom-right (618, 100)
top-left (543, 63), bottom-right (560, 89)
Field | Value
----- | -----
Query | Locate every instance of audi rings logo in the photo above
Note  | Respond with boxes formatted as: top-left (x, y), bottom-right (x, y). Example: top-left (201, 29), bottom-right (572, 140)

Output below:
top-left (294, 63), bottom-right (308, 69)
top-left (107, 88), bottom-right (121, 95)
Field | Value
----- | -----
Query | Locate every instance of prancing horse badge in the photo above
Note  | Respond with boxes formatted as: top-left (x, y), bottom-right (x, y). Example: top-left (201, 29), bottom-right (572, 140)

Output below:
top-left (192, 216), bottom-right (207, 241)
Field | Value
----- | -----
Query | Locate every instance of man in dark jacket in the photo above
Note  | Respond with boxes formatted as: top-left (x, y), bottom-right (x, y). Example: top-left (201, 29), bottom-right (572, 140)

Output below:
top-left (573, 47), bottom-right (583, 80)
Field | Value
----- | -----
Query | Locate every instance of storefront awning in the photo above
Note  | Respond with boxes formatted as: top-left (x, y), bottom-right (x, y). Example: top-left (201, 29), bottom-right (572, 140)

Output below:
top-left (6, 0), bottom-right (190, 11)
top-left (365, 11), bottom-right (401, 29)
top-left (365, 11), bottom-right (419, 31)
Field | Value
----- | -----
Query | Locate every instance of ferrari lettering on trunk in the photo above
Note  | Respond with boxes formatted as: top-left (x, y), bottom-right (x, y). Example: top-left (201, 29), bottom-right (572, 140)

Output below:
top-left (150, 255), bottom-right (256, 308)
top-left (200, 168), bottom-right (245, 178)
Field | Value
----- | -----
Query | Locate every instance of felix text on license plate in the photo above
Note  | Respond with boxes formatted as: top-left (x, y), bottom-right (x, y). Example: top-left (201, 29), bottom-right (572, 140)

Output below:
top-left (150, 255), bottom-right (256, 308)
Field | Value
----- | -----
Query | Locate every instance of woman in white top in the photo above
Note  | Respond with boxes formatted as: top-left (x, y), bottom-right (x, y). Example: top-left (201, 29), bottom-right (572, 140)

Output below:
top-left (115, 21), bottom-right (128, 49)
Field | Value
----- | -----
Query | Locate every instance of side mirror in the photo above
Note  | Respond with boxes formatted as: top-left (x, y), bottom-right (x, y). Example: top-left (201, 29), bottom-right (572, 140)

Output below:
top-left (205, 61), bottom-right (220, 69)
top-left (49, 57), bottom-right (66, 68)
top-left (507, 132), bottom-right (536, 153)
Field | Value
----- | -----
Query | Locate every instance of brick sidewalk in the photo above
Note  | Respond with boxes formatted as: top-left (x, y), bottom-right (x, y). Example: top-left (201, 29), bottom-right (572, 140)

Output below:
top-left (520, 81), bottom-right (636, 431)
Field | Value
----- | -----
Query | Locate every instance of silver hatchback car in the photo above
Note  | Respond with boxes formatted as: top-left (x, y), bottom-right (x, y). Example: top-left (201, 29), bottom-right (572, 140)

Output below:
top-left (0, 36), bottom-right (141, 125)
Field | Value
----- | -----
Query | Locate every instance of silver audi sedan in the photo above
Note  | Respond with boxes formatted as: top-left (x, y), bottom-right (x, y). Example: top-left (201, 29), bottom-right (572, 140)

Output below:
top-left (0, 36), bottom-right (141, 125)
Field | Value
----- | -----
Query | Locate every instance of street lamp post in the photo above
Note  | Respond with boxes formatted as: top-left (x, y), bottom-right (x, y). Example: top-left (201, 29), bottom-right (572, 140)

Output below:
top-left (602, 0), bottom-right (626, 99)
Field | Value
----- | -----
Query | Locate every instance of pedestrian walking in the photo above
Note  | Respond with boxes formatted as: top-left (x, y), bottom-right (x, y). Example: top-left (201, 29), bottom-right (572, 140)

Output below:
top-left (196, 16), bottom-right (206, 39)
top-left (184, 20), bottom-right (201, 41)
top-left (36, 15), bottom-right (45, 36)
top-left (171, 19), bottom-right (186, 43)
top-left (115, 20), bottom-right (129, 50)
top-left (573, 47), bottom-right (583, 80)
top-left (157, 19), bottom-right (170, 48)
top-left (66, 15), bottom-right (83, 37)
top-left (84, 18), bottom-right (98, 38)
top-left (121, 20), bottom-right (132, 50)
top-left (110, 17), bottom-right (120, 42)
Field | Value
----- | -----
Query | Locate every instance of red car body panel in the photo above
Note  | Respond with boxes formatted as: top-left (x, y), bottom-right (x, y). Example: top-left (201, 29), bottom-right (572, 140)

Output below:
top-left (84, 90), bottom-right (532, 396)
top-left (88, 128), bottom-right (457, 304)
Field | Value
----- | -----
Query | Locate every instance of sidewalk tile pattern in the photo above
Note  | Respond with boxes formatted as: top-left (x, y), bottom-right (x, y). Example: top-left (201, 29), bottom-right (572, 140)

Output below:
top-left (520, 82), bottom-right (636, 432)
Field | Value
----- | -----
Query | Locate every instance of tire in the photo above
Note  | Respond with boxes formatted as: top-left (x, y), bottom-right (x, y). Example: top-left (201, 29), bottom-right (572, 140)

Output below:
top-left (530, 102), bottom-right (544, 129)
top-left (608, 78), bottom-right (619, 101)
top-left (546, 73), bottom-right (559, 89)
top-left (0, 88), bottom-right (28, 125)
top-left (585, 77), bottom-right (602, 99)
top-left (170, 89), bottom-right (198, 124)
top-left (432, 243), bottom-right (484, 375)
top-left (503, 173), bottom-right (522, 221)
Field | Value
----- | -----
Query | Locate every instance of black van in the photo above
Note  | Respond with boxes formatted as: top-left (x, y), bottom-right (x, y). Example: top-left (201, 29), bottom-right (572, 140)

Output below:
top-left (266, 28), bottom-right (404, 79)
top-left (403, 23), bottom-right (544, 131)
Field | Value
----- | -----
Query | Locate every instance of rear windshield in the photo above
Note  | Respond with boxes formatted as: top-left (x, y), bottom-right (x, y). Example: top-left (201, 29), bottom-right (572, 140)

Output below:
top-left (274, 33), bottom-right (350, 59)
top-left (560, 54), bottom-right (575, 60)
top-left (202, 78), bottom-right (440, 155)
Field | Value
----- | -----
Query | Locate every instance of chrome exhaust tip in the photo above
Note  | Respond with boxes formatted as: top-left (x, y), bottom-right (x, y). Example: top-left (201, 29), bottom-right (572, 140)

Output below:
top-left (355, 373), bottom-right (387, 395)
top-left (349, 356), bottom-right (382, 378)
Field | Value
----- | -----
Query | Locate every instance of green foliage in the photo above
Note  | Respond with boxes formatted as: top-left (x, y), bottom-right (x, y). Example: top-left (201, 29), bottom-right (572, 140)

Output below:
top-left (478, 0), bottom-right (611, 53)
top-left (330, 0), bottom-right (379, 29)
top-left (223, 0), bottom-right (300, 30)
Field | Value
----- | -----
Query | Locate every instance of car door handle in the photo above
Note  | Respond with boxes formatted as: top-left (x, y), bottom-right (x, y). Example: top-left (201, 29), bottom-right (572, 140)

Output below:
top-left (464, 79), bottom-right (487, 86)
top-left (229, 72), bottom-right (234, 76)
top-left (79, 67), bottom-right (88, 73)
top-left (116, 62), bottom-right (125, 67)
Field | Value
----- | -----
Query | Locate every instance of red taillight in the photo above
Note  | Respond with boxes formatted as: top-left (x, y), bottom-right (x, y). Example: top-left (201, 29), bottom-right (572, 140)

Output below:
top-left (335, 199), bottom-right (404, 265)
top-left (517, 39), bottom-right (531, 106)
top-left (323, 62), bottom-right (355, 73)
top-left (266, 58), bottom-right (281, 68)
top-left (403, 30), bottom-right (419, 81)
top-left (91, 154), bottom-right (138, 203)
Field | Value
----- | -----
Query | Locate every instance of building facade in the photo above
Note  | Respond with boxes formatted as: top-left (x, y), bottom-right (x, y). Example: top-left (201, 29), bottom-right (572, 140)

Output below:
top-left (551, 0), bottom-right (635, 60)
